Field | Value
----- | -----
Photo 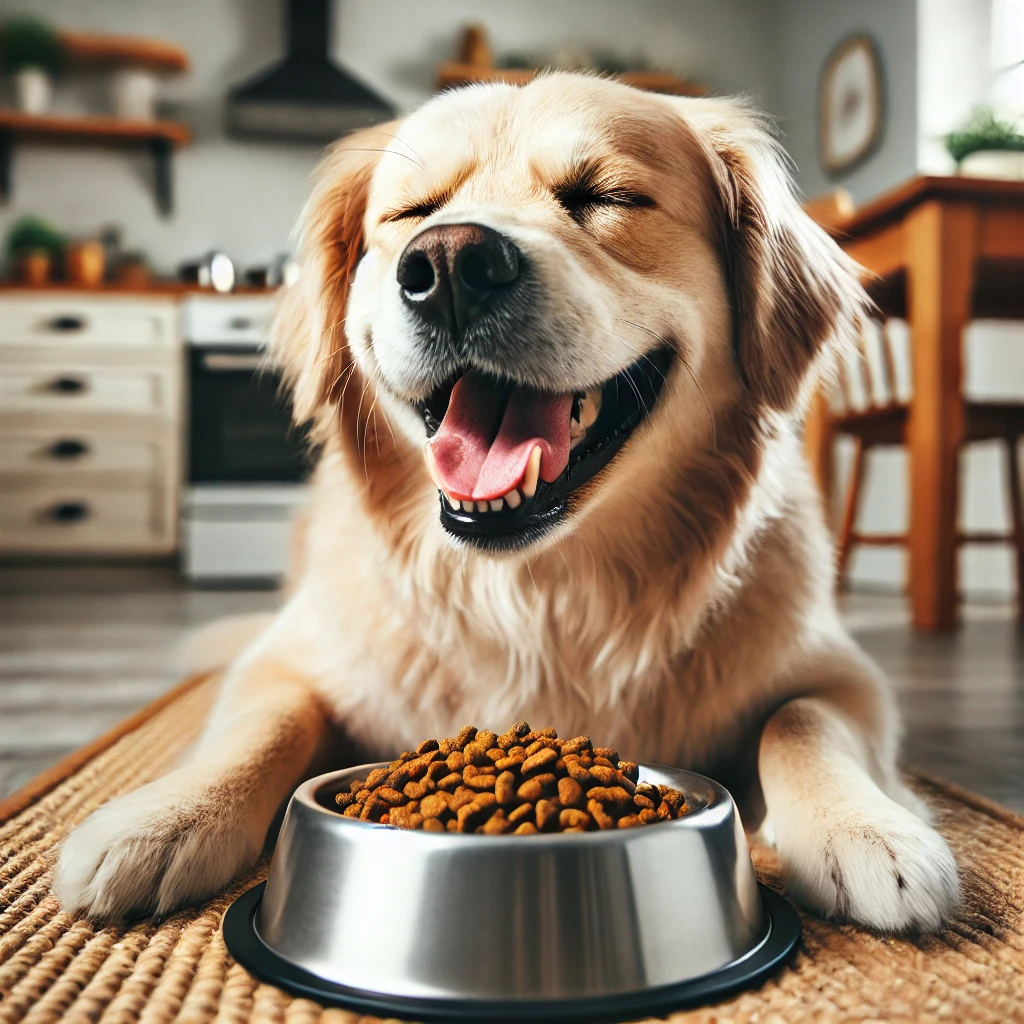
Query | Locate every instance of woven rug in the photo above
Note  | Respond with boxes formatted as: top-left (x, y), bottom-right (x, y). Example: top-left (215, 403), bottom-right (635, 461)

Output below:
top-left (1, 673), bottom-right (1023, 1024)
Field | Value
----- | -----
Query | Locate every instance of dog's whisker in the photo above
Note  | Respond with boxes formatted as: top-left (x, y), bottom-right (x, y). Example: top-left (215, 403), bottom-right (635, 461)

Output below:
top-left (365, 130), bottom-right (432, 174)
top-left (614, 318), bottom-right (718, 451)
top-left (335, 146), bottom-right (428, 173)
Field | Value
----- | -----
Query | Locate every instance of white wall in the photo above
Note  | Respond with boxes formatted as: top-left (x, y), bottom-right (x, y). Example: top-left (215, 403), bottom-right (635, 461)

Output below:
top-left (0, 0), bottom-right (781, 276)
top-left (776, 0), bottom-right (919, 203)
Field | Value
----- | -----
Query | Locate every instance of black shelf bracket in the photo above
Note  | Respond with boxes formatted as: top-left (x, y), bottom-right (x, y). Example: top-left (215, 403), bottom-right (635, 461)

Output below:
top-left (0, 130), bottom-right (12, 204)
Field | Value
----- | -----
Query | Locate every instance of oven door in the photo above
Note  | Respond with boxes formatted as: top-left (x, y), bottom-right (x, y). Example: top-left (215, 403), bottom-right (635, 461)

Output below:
top-left (188, 345), bottom-right (310, 484)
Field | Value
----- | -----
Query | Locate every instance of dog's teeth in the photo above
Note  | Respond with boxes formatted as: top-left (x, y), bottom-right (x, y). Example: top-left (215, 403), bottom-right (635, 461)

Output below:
top-left (579, 389), bottom-right (601, 430)
top-left (570, 419), bottom-right (583, 438)
top-left (476, 501), bottom-right (489, 513)
top-left (569, 433), bottom-right (585, 451)
top-left (461, 500), bottom-right (475, 513)
top-left (489, 498), bottom-right (504, 512)
top-left (504, 488), bottom-right (522, 509)
top-left (522, 446), bottom-right (541, 498)
top-left (445, 492), bottom-right (460, 510)
top-left (423, 444), bottom-right (442, 489)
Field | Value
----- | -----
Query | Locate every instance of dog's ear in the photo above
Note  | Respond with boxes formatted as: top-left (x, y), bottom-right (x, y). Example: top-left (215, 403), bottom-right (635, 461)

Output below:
top-left (671, 98), bottom-right (869, 411)
top-left (272, 125), bottom-right (395, 426)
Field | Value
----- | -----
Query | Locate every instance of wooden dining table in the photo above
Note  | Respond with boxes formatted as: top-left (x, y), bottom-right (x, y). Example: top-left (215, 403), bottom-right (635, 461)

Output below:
top-left (804, 176), bottom-right (1024, 631)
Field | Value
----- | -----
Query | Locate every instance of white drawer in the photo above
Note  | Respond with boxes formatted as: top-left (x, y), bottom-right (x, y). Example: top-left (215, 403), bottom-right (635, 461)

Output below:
top-left (0, 483), bottom-right (168, 553)
top-left (0, 366), bottom-right (171, 415)
top-left (0, 296), bottom-right (176, 348)
top-left (0, 431), bottom-right (162, 475)
top-left (181, 294), bottom-right (275, 345)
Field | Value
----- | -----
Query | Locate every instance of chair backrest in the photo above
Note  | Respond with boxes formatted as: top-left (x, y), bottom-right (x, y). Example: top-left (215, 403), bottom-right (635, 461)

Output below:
top-left (831, 318), bottom-right (911, 414)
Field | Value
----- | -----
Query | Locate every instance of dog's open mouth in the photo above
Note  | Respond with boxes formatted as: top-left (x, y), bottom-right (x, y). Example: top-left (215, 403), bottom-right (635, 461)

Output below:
top-left (416, 345), bottom-right (674, 549)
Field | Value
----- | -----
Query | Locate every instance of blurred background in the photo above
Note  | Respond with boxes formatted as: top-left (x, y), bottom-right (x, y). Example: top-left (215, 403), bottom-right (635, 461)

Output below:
top-left (0, 1), bottom-right (1022, 809)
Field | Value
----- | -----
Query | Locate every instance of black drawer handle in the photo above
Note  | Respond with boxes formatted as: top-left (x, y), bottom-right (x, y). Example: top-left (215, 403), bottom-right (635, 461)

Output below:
top-left (45, 315), bottom-right (87, 332)
top-left (47, 501), bottom-right (90, 523)
top-left (228, 316), bottom-right (253, 330)
top-left (48, 439), bottom-right (90, 459)
top-left (47, 376), bottom-right (87, 394)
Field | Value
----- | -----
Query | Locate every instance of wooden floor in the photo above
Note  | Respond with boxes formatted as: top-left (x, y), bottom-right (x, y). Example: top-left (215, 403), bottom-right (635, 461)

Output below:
top-left (1, 565), bottom-right (1022, 812)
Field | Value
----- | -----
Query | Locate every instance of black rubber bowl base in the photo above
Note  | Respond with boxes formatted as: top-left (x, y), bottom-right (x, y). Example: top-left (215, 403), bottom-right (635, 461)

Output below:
top-left (222, 882), bottom-right (800, 1023)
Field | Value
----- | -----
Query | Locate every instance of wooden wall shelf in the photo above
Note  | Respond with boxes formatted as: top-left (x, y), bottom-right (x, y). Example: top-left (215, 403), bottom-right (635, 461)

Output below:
top-left (0, 112), bottom-right (190, 216)
top-left (437, 63), bottom-right (707, 97)
top-left (61, 31), bottom-right (189, 73)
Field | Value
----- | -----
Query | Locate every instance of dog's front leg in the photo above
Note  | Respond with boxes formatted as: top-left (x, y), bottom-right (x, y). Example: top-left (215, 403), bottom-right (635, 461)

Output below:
top-left (55, 658), bottom-right (329, 921)
top-left (759, 687), bottom-right (958, 934)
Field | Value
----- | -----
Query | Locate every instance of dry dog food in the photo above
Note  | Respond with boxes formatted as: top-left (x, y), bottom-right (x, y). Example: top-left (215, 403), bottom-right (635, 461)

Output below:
top-left (334, 722), bottom-right (688, 834)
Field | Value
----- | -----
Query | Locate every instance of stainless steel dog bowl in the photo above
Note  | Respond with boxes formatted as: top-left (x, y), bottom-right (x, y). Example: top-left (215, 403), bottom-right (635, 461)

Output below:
top-left (223, 763), bottom-right (799, 1020)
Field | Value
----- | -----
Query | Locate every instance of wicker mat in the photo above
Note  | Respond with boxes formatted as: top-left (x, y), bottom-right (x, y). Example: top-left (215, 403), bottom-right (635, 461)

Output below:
top-left (1, 673), bottom-right (1023, 1024)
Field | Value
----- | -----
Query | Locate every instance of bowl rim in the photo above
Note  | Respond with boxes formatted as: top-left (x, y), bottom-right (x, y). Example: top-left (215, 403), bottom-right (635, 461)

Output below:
top-left (292, 760), bottom-right (737, 845)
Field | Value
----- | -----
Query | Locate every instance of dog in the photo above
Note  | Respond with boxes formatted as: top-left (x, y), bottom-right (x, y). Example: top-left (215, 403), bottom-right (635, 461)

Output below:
top-left (56, 73), bottom-right (958, 933)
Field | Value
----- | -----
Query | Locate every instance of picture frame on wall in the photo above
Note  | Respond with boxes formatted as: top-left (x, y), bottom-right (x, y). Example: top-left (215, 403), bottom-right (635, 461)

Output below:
top-left (819, 34), bottom-right (885, 177)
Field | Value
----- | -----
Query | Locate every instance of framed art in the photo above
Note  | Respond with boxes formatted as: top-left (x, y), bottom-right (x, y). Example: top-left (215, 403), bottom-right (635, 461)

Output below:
top-left (819, 34), bottom-right (884, 177)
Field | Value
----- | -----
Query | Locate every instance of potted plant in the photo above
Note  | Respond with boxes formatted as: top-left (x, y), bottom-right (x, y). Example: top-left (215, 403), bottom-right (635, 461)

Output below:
top-left (6, 215), bottom-right (66, 285)
top-left (945, 108), bottom-right (1024, 179)
top-left (0, 16), bottom-right (65, 114)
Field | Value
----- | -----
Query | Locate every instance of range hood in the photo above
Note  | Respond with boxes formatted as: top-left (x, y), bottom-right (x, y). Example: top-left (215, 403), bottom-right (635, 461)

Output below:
top-left (226, 0), bottom-right (394, 141)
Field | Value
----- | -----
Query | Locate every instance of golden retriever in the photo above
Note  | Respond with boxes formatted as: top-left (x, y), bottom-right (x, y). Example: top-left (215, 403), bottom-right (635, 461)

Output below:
top-left (56, 73), bottom-right (958, 933)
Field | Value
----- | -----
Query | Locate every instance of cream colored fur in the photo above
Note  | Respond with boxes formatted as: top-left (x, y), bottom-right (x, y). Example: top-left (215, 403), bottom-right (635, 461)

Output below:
top-left (56, 74), bottom-right (958, 933)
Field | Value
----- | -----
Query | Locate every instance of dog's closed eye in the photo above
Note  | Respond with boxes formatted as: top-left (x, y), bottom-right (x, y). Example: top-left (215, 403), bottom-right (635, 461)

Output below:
top-left (382, 190), bottom-right (452, 223)
top-left (552, 161), bottom-right (655, 225)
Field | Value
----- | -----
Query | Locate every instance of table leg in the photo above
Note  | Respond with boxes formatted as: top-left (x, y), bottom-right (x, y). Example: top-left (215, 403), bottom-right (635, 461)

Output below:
top-left (905, 200), bottom-right (977, 631)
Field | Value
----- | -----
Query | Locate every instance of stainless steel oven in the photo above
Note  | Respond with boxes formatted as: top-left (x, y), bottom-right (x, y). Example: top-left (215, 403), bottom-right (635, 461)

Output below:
top-left (180, 295), bottom-right (311, 582)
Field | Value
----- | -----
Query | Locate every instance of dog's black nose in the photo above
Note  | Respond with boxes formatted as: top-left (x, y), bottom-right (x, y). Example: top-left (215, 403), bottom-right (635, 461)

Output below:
top-left (397, 223), bottom-right (521, 334)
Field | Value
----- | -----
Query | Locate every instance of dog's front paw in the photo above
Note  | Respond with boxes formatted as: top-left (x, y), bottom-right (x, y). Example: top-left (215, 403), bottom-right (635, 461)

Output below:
top-left (774, 796), bottom-right (958, 934)
top-left (54, 771), bottom-right (263, 921)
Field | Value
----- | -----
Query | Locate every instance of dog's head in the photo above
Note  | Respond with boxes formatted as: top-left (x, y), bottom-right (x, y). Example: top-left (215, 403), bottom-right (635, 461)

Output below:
top-left (276, 74), bottom-right (866, 558)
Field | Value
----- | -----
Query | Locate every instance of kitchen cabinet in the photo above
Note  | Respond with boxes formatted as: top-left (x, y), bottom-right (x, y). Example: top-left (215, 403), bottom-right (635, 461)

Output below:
top-left (0, 294), bottom-right (181, 555)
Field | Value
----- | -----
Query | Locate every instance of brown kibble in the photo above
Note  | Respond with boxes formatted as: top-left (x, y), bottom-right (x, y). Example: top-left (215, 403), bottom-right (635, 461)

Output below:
top-left (521, 747), bottom-right (558, 775)
top-left (535, 799), bottom-right (560, 831)
top-left (507, 802), bottom-right (534, 825)
top-left (457, 792), bottom-right (497, 831)
top-left (588, 799), bottom-right (615, 830)
top-left (335, 723), bottom-right (687, 834)
top-left (481, 810), bottom-right (511, 834)
top-left (495, 771), bottom-right (517, 805)
top-left (560, 735), bottom-right (592, 755)
top-left (557, 777), bottom-right (585, 808)
top-left (463, 742), bottom-right (490, 766)
top-left (564, 758), bottom-right (591, 783)
top-left (587, 786), bottom-right (632, 808)
top-left (559, 808), bottom-right (592, 830)
top-left (495, 753), bottom-right (525, 772)
top-left (420, 792), bottom-right (450, 818)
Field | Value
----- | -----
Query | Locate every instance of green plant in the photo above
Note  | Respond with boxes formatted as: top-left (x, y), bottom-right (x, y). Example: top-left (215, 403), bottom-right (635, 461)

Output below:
top-left (0, 16), bottom-right (64, 74)
top-left (6, 215), bottom-right (65, 259)
top-left (944, 108), bottom-right (1024, 164)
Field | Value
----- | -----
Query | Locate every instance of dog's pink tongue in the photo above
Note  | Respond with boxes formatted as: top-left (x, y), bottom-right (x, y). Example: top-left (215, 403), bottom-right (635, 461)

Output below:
top-left (428, 371), bottom-right (572, 502)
